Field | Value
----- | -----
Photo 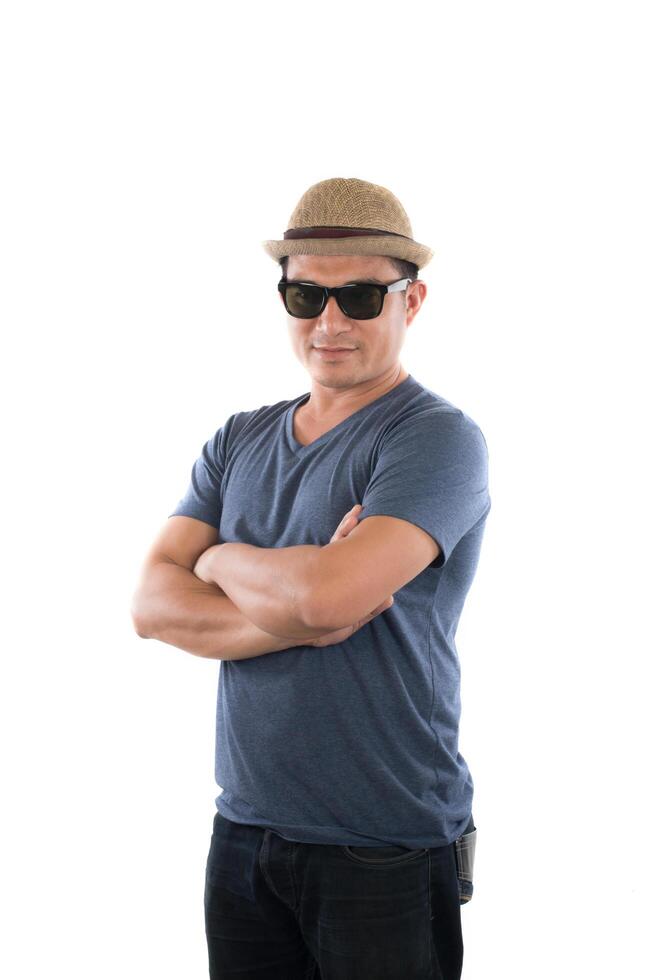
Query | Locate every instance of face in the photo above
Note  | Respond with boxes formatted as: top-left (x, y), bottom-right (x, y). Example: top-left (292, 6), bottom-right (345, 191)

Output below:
top-left (281, 254), bottom-right (426, 391)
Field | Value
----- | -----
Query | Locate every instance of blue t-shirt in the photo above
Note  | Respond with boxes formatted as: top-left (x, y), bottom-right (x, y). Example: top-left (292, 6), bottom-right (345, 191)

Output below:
top-left (169, 373), bottom-right (491, 848)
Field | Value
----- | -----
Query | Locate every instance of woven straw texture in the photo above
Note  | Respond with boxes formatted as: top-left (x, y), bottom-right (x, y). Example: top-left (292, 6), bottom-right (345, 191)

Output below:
top-left (262, 177), bottom-right (435, 269)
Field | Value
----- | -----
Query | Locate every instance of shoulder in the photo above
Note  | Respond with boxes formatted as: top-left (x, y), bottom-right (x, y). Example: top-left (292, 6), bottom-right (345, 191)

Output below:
top-left (219, 393), bottom-right (297, 434)
top-left (381, 391), bottom-right (488, 463)
top-left (405, 380), bottom-right (487, 433)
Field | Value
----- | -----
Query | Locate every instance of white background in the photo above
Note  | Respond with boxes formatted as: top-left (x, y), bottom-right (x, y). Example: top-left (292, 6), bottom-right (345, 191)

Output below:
top-left (1, 1), bottom-right (652, 977)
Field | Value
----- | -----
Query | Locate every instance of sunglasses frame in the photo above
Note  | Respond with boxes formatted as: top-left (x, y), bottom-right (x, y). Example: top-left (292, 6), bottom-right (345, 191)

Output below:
top-left (278, 277), bottom-right (414, 320)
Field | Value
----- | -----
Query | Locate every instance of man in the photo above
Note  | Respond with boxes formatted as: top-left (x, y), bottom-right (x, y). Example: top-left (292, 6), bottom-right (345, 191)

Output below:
top-left (131, 177), bottom-right (490, 980)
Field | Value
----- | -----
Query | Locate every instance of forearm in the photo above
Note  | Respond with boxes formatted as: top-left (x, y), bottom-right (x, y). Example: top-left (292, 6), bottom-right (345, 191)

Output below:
top-left (204, 542), bottom-right (323, 640)
top-left (131, 561), bottom-right (316, 661)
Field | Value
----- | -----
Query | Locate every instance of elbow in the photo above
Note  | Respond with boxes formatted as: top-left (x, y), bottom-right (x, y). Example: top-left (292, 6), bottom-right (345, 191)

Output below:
top-left (130, 594), bottom-right (151, 639)
top-left (132, 617), bottom-right (151, 639)
top-left (133, 620), bottom-right (151, 639)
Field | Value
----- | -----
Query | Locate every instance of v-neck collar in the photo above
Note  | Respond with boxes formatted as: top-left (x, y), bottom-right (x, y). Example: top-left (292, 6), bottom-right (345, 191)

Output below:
top-left (284, 374), bottom-right (417, 457)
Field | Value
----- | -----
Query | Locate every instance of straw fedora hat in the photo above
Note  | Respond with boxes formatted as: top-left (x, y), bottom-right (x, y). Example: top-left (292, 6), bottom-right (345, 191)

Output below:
top-left (261, 177), bottom-right (435, 270)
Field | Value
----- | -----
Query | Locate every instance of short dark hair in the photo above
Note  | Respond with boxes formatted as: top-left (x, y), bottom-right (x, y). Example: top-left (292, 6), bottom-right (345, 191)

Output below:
top-left (279, 254), bottom-right (419, 283)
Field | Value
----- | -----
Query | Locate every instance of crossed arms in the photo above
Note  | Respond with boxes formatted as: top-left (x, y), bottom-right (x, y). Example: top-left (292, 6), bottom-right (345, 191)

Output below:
top-left (131, 509), bottom-right (440, 661)
top-left (191, 514), bottom-right (440, 638)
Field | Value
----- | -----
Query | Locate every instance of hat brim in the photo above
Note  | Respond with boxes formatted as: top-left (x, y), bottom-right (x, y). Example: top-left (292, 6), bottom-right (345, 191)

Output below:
top-left (261, 236), bottom-right (435, 270)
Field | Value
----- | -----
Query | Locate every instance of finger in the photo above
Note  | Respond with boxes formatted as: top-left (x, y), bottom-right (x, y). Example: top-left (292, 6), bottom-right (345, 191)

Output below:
top-left (336, 514), bottom-right (356, 535)
top-left (340, 516), bottom-right (358, 537)
top-left (332, 507), bottom-right (362, 543)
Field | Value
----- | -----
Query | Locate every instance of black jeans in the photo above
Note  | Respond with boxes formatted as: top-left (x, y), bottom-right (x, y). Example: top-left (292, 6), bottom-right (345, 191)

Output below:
top-left (204, 809), bottom-right (475, 979)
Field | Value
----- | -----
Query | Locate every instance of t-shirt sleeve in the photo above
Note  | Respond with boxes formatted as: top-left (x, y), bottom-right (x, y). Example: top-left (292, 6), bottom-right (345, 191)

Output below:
top-left (168, 424), bottom-right (227, 530)
top-left (359, 411), bottom-right (491, 569)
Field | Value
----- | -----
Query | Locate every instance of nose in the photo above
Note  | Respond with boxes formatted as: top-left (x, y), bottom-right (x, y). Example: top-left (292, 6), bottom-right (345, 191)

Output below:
top-left (313, 296), bottom-right (356, 344)
top-left (319, 294), bottom-right (352, 327)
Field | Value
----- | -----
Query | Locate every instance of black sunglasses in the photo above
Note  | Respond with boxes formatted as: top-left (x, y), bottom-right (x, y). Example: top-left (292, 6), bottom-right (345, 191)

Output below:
top-left (278, 277), bottom-right (414, 320)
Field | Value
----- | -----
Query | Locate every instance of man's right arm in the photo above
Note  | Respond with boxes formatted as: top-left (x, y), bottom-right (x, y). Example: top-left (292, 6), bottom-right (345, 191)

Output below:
top-left (130, 516), bottom-right (316, 661)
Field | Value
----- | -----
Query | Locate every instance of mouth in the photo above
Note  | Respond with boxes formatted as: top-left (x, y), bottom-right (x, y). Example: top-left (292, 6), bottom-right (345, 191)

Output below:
top-left (313, 347), bottom-right (356, 359)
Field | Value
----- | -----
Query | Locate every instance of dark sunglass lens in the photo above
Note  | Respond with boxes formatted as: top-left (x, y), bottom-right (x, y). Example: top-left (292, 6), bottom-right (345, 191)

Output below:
top-left (341, 285), bottom-right (383, 318)
top-left (285, 284), bottom-right (324, 317)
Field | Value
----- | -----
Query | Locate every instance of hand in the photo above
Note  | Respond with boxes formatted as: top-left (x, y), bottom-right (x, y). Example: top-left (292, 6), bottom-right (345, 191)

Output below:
top-left (328, 503), bottom-right (364, 545)
top-left (305, 503), bottom-right (394, 648)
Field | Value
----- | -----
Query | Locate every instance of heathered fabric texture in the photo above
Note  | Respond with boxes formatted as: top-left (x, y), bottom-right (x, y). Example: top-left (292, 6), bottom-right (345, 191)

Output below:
top-left (169, 374), bottom-right (491, 848)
